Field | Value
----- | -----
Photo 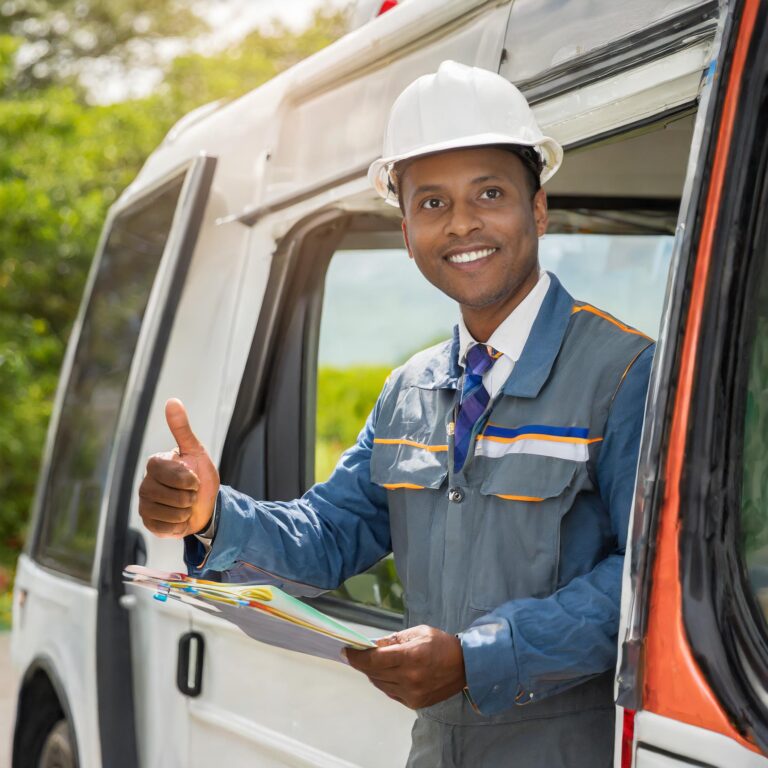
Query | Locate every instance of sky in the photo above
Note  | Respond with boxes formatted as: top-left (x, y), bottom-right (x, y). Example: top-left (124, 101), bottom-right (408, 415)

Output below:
top-left (201, 0), bottom-right (351, 43)
top-left (86, 0), bottom-right (351, 103)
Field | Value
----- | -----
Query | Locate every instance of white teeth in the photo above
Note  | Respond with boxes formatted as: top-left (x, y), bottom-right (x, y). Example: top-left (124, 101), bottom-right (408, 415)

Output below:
top-left (447, 248), bottom-right (496, 264)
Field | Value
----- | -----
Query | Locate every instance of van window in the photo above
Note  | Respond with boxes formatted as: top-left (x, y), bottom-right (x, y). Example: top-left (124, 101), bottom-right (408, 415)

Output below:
top-left (314, 232), bottom-right (673, 617)
top-left (316, 248), bottom-right (455, 615)
top-left (35, 175), bottom-right (185, 580)
top-left (741, 263), bottom-right (768, 624)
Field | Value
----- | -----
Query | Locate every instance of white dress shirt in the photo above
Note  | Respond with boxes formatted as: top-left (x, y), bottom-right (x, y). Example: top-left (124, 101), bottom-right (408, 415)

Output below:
top-left (457, 270), bottom-right (550, 397)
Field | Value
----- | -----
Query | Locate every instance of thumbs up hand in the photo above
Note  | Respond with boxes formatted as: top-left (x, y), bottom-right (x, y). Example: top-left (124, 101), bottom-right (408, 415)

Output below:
top-left (138, 399), bottom-right (220, 538)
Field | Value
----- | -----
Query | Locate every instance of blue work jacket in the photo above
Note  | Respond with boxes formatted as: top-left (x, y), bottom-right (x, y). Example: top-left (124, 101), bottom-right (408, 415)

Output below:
top-left (184, 273), bottom-right (654, 718)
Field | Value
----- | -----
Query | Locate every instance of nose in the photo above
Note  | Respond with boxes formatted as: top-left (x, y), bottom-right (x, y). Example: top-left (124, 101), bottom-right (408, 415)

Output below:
top-left (445, 199), bottom-right (482, 238)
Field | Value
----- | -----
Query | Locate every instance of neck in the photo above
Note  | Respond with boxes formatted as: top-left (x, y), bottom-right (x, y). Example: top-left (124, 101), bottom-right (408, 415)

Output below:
top-left (461, 267), bottom-right (541, 342)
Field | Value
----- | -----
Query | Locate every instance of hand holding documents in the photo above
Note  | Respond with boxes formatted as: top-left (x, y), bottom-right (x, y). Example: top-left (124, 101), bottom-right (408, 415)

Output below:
top-left (123, 565), bottom-right (376, 663)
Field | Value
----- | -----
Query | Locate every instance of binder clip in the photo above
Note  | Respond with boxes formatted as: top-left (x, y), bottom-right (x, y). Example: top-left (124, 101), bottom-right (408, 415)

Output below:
top-left (153, 582), bottom-right (171, 603)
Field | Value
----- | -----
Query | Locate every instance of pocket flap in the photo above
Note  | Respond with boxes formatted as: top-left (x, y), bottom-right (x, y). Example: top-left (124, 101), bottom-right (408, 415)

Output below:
top-left (370, 439), bottom-right (448, 490)
top-left (479, 453), bottom-right (578, 501)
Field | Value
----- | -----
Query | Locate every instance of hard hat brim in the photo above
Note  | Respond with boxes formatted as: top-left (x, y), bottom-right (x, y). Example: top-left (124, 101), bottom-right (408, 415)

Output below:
top-left (368, 133), bottom-right (563, 207)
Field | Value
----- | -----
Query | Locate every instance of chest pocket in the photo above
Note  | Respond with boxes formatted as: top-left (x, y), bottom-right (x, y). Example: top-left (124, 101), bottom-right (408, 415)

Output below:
top-left (467, 453), bottom-right (584, 612)
top-left (370, 438), bottom-right (448, 613)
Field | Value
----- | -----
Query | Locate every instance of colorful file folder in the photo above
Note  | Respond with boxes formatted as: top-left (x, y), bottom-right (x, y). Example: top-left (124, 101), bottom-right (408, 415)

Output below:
top-left (123, 565), bottom-right (376, 662)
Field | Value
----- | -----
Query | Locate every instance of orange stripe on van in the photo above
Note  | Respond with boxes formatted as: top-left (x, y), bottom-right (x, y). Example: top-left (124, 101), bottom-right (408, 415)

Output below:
top-left (373, 438), bottom-right (448, 452)
top-left (644, 0), bottom-right (761, 752)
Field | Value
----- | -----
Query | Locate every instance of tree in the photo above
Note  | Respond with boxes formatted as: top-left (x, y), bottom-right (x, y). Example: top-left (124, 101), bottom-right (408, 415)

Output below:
top-left (0, 8), bottom-right (349, 596)
top-left (157, 10), bottom-right (349, 116)
top-left (0, 0), bottom-right (207, 93)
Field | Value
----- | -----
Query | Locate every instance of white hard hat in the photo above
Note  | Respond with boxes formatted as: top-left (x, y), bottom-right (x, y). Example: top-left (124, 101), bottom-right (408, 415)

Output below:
top-left (368, 60), bottom-right (563, 206)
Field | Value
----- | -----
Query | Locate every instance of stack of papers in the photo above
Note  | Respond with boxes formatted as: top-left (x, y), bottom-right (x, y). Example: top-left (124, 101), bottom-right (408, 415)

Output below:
top-left (123, 565), bottom-right (376, 663)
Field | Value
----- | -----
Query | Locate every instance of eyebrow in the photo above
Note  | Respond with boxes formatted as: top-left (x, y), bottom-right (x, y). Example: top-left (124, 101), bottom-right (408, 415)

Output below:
top-left (410, 175), bottom-right (507, 197)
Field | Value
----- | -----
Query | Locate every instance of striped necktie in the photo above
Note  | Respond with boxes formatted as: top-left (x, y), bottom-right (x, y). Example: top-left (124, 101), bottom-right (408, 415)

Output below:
top-left (453, 343), bottom-right (501, 472)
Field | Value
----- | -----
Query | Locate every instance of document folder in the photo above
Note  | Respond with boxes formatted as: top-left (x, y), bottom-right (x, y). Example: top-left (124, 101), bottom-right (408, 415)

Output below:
top-left (123, 565), bottom-right (376, 663)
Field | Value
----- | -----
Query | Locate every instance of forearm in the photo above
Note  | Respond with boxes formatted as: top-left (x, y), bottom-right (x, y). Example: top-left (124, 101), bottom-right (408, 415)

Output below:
top-left (185, 480), bottom-right (390, 589)
top-left (183, 402), bottom-right (392, 589)
top-left (460, 553), bottom-right (623, 714)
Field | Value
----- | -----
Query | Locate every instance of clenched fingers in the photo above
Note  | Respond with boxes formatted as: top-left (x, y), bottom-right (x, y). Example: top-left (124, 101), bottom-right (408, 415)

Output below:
top-left (345, 644), bottom-right (403, 674)
top-left (139, 474), bottom-right (197, 509)
top-left (139, 499), bottom-right (192, 525)
top-left (369, 679), bottom-right (405, 705)
top-left (146, 519), bottom-right (189, 538)
top-left (146, 452), bottom-right (199, 490)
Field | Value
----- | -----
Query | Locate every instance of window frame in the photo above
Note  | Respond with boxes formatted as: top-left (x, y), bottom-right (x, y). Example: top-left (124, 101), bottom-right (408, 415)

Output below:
top-left (28, 158), bottom-right (212, 580)
top-left (93, 154), bottom-right (217, 768)
top-left (24, 153), bottom-right (216, 768)
top-left (219, 210), bottom-right (407, 631)
top-left (678, 1), bottom-right (768, 749)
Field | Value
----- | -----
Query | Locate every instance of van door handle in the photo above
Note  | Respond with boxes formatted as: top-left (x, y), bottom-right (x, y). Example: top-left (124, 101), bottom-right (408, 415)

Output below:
top-left (177, 631), bottom-right (205, 697)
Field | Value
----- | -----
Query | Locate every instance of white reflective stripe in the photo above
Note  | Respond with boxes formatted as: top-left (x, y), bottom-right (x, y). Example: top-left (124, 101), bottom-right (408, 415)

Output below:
top-left (475, 437), bottom-right (589, 462)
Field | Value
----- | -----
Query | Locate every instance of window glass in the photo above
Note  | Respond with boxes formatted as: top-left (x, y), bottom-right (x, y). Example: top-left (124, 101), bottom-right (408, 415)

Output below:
top-left (741, 264), bottom-right (768, 624)
top-left (37, 176), bottom-right (185, 579)
top-left (316, 234), bottom-right (673, 615)
top-left (539, 234), bottom-right (673, 338)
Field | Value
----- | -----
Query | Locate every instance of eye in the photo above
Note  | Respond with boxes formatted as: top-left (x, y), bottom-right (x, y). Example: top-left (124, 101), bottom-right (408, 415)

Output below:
top-left (419, 197), bottom-right (445, 210)
top-left (480, 187), bottom-right (503, 200)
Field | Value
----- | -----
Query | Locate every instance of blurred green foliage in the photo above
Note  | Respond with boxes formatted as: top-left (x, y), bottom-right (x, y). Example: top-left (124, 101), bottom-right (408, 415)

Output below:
top-left (315, 364), bottom-right (391, 482)
top-left (315, 364), bottom-right (406, 615)
top-left (0, 0), bottom-right (208, 93)
top-left (0, 8), bottom-right (349, 589)
top-left (742, 315), bottom-right (768, 621)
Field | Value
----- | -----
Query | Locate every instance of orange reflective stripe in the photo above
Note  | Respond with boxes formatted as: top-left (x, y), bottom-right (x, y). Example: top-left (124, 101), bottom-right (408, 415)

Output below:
top-left (494, 494), bottom-right (544, 502)
top-left (381, 483), bottom-right (425, 490)
top-left (373, 438), bottom-right (448, 452)
top-left (572, 304), bottom-right (652, 340)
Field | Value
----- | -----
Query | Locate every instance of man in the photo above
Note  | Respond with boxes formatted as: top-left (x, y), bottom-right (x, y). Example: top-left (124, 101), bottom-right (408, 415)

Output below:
top-left (139, 61), bottom-right (653, 766)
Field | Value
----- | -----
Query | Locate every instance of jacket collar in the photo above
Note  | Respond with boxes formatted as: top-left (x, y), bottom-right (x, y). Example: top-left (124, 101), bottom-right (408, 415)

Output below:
top-left (414, 272), bottom-right (574, 397)
top-left (502, 272), bottom-right (574, 398)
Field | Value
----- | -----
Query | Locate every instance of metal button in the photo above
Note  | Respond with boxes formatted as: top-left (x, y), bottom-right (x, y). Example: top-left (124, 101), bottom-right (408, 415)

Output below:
top-left (448, 487), bottom-right (464, 503)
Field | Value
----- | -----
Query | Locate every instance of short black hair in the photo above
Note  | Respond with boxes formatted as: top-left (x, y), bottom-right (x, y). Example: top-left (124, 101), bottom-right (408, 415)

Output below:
top-left (392, 144), bottom-right (543, 212)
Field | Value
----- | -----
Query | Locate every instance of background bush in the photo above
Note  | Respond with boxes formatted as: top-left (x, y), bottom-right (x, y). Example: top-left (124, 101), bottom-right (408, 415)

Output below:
top-left (0, 6), bottom-right (349, 627)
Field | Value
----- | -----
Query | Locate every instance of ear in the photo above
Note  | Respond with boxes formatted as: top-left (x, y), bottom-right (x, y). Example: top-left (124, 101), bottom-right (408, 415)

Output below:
top-left (401, 219), bottom-right (414, 259)
top-left (533, 188), bottom-right (548, 237)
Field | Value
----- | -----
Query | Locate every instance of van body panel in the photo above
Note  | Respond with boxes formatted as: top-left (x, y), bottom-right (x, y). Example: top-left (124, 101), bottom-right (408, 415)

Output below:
top-left (121, 0), bottom-right (717, 234)
top-left (265, 2), bottom-right (511, 206)
top-left (11, 554), bottom-right (101, 767)
top-left (534, 42), bottom-right (711, 147)
top-left (128, 588), bottom-right (193, 768)
top-left (502, 0), bottom-right (712, 85)
top-left (186, 612), bottom-right (414, 768)
top-left (634, 712), bottom-right (768, 767)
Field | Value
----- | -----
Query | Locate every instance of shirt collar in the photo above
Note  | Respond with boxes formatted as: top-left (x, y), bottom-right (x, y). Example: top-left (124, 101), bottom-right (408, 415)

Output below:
top-left (501, 271), bottom-right (575, 398)
top-left (412, 271), bottom-right (575, 396)
top-left (458, 271), bottom-right (550, 367)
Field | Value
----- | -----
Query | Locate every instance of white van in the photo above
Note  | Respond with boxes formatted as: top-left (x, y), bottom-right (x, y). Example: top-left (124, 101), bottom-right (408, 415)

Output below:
top-left (10, 0), bottom-right (768, 766)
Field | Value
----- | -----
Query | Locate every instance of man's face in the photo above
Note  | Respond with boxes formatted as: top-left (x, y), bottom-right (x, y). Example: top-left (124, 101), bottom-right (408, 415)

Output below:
top-left (399, 147), bottom-right (548, 326)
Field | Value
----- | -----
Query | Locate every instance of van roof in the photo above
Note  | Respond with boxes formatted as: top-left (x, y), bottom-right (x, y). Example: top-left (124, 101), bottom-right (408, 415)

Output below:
top-left (123, 0), bottom-right (716, 220)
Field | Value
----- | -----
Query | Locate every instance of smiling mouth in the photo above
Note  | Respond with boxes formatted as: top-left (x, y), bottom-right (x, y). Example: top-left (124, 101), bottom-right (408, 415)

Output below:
top-left (445, 247), bottom-right (498, 264)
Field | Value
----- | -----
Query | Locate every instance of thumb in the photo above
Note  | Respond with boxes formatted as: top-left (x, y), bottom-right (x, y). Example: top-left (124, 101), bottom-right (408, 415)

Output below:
top-left (165, 398), bottom-right (203, 455)
top-left (375, 633), bottom-right (400, 648)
